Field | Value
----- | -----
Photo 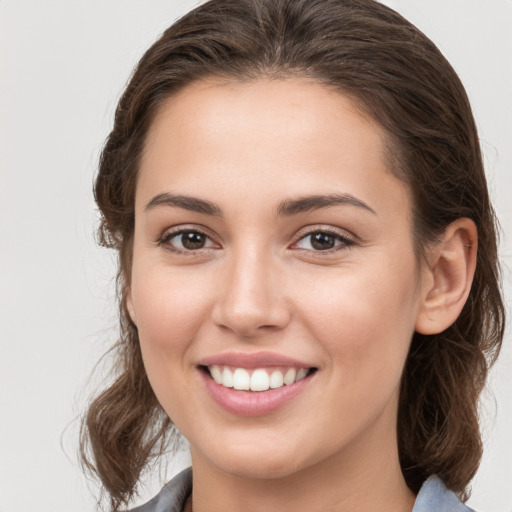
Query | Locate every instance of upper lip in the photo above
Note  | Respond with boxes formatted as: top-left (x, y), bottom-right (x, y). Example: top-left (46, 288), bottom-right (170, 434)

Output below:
top-left (198, 351), bottom-right (315, 369)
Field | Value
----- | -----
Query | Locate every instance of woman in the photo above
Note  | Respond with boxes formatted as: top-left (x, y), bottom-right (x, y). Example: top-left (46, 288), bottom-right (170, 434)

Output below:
top-left (81, 0), bottom-right (505, 511)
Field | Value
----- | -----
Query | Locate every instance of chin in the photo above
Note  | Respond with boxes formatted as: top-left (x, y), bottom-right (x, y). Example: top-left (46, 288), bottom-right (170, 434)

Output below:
top-left (193, 435), bottom-right (322, 481)
top-left (218, 456), bottom-right (304, 481)
top-left (187, 436), bottom-right (294, 479)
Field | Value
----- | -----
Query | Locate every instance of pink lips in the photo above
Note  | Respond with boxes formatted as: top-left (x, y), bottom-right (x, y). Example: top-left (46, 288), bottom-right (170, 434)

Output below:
top-left (198, 351), bottom-right (316, 416)
top-left (199, 351), bottom-right (311, 369)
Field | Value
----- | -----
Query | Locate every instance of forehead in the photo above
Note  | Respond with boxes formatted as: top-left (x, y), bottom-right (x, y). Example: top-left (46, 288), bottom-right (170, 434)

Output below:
top-left (143, 77), bottom-right (383, 166)
top-left (137, 77), bottom-right (410, 220)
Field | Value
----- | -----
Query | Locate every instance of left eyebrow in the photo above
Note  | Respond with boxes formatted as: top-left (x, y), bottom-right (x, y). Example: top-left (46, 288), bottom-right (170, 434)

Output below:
top-left (276, 193), bottom-right (377, 217)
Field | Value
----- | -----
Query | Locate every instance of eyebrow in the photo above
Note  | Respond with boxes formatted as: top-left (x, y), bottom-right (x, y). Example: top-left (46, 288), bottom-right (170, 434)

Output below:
top-left (276, 193), bottom-right (376, 217)
top-left (144, 193), bottom-right (223, 217)
top-left (144, 192), bottom-right (376, 217)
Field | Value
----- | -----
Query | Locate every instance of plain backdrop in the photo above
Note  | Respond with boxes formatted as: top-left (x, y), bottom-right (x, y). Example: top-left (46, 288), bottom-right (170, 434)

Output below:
top-left (1, 1), bottom-right (511, 511)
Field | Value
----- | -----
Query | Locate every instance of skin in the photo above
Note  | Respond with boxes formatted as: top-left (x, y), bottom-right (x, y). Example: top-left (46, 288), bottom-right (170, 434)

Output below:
top-left (127, 78), bottom-right (475, 512)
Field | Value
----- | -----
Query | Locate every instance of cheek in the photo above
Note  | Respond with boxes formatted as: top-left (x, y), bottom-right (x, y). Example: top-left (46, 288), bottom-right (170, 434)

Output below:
top-left (133, 265), bottom-right (209, 340)
top-left (294, 254), bottom-right (420, 379)
top-left (130, 265), bottom-right (217, 421)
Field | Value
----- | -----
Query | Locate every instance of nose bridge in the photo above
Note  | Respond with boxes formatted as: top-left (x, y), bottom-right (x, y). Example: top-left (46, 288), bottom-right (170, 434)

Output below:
top-left (212, 241), bottom-right (290, 337)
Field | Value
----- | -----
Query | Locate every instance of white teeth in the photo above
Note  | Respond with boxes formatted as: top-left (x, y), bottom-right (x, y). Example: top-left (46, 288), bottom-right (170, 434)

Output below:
top-left (210, 365), bottom-right (223, 384)
top-left (208, 365), bottom-right (311, 391)
top-left (222, 367), bottom-right (234, 388)
top-left (296, 368), bottom-right (308, 381)
top-left (283, 368), bottom-right (296, 385)
top-left (269, 370), bottom-right (284, 389)
top-left (233, 368), bottom-right (250, 390)
top-left (250, 369), bottom-right (270, 391)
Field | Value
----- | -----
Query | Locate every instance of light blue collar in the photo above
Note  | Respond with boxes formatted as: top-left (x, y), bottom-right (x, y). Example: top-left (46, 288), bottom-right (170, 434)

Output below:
top-left (412, 475), bottom-right (475, 512)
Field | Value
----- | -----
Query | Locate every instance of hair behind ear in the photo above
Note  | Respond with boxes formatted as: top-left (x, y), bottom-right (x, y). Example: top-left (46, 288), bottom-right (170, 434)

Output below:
top-left (399, 215), bottom-right (501, 498)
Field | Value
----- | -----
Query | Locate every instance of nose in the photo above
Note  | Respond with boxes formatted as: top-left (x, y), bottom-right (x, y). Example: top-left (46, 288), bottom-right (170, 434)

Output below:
top-left (211, 247), bottom-right (291, 339)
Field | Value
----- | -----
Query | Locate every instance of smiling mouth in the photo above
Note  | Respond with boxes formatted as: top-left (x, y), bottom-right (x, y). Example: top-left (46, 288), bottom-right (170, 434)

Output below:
top-left (201, 365), bottom-right (317, 392)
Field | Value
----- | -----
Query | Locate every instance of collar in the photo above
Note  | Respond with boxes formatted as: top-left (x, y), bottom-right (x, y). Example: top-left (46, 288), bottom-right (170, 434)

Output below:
top-left (412, 475), bottom-right (475, 512)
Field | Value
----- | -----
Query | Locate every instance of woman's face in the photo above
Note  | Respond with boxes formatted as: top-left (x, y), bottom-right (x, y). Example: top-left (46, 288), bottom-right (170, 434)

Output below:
top-left (128, 78), bottom-right (429, 480)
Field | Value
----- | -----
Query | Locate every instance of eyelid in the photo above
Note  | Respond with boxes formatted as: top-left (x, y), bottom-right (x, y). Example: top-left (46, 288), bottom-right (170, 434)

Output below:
top-left (295, 224), bottom-right (356, 240)
top-left (157, 225), bottom-right (221, 253)
top-left (290, 225), bottom-right (357, 252)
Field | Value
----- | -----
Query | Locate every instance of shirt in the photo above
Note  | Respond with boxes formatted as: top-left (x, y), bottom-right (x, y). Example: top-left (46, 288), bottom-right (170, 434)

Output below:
top-left (130, 468), bottom-right (475, 512)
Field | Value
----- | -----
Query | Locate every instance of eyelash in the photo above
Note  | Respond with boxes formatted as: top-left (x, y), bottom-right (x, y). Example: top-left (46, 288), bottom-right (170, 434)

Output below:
top-left (157, 226), bottom-right (356, 256)
top-left (293, 228), bottom-right (356, 254)
top-left (157, 227), bottom-right (217, 255)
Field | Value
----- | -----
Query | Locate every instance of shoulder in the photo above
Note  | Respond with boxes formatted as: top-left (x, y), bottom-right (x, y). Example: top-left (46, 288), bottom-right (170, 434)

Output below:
top-left (412, 475), bottom-right (476, 512)
top-left (129, 468), bottom-right (192, 512)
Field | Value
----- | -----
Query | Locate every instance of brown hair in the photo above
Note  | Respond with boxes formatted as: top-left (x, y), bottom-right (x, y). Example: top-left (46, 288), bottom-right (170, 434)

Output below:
top-left (81, 0), bottom-right (505, 509)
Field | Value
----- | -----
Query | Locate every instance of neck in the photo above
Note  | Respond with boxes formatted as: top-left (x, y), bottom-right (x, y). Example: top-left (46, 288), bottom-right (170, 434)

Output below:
top-left (189, 423), bottom-right (415, 512)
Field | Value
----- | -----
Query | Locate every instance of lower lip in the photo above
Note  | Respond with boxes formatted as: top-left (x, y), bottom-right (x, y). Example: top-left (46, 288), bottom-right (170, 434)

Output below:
top-left (200, 370), bottom-right (313, 416)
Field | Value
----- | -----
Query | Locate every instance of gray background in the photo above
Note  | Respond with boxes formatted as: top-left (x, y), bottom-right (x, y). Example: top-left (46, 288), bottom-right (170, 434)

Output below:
top-left (1, 1), bottom-right (511, 511)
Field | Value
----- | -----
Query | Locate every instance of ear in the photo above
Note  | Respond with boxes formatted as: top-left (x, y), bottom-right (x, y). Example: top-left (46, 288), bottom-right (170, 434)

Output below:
top-left (415, 218), bottom-right (477, 335)
top-left (126, 288), bottom-right (137, 326)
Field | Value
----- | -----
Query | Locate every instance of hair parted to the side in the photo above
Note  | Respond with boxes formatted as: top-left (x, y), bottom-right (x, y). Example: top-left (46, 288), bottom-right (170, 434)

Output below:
top-left (81, 0), bottom-right (505, 510)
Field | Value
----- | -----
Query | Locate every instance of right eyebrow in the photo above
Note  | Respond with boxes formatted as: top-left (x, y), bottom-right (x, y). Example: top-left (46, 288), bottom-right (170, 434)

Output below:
top-left (144, 193), bottom-right (224, 217)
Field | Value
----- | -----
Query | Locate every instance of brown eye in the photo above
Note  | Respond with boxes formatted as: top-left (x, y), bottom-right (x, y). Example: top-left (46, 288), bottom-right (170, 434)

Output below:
top-left (294, 230), bottom-right (355, 252)
top-left (160, 229), bottom-right (218, 253)
top-left (180, 231), bottom-right (207, 250)
top-left (310, 232), bottom-right (336, 250)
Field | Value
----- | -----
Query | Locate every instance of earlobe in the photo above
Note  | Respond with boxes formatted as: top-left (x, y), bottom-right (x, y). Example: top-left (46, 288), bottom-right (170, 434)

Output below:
top-left (415, 218), bottom-right (477, 335)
